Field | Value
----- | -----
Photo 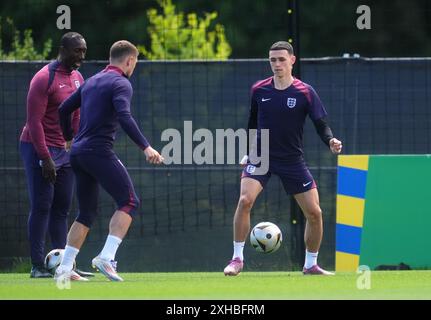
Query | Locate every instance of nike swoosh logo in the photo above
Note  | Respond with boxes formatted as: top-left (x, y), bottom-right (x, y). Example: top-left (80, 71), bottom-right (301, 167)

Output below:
top-left (59, 84), bottom-right (66, 88)
top-left (303, 181), bottom-right (312, 187)
top-left (261, 98), bottom-right (271, 102)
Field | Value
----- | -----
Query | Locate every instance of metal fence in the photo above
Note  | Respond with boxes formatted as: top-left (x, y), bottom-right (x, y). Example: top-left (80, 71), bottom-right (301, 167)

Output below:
top-left (1, 57), bottom-right (430, 271)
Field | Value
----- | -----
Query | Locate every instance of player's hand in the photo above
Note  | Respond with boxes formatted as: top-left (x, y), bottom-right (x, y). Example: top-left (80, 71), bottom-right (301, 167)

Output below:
top-left (65, 140), bottom-right (72, 152)
top-left (41, 157), bottom-right (57, 184)
top-left (144, 146), bottom-right (164, 164)
top-left (240, 155), bottom-right (249, 167)
top-left (329, 138), bottom-right (343, 154)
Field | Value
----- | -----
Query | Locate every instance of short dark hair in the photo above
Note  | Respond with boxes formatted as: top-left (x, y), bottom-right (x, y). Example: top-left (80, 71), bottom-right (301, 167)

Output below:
top-left (269, 41), bottom-right (294, 55)
top-left (110, 40), bottom-right (139, 63)
top-left (60, 32), bottom-right (85, 49)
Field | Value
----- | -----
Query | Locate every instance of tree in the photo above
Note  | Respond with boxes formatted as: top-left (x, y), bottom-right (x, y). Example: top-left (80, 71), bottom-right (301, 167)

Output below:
top-left (0, 16), bottom-right (52, 60)
top-left (138, 0), bottom-right (231, 60)
top-left (1, 0), bottom-right (431, 59)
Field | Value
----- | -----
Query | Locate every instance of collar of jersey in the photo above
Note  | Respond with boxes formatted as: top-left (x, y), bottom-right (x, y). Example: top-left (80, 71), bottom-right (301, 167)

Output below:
top-left (271, 77), bottom-right (297, 91)
top-left (55, 61), bottom-right (73, 75)
top-left (104, 65), bottom-right (127, 77)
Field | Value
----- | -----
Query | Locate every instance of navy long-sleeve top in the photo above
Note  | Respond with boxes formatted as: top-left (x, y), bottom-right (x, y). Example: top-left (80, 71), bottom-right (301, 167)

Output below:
top-left (59, 65), bottom-right (150, 156)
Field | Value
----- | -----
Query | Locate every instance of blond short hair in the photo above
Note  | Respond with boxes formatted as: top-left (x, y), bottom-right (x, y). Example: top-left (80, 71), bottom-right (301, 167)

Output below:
top-left (110, 40), bottom-right (139, 63)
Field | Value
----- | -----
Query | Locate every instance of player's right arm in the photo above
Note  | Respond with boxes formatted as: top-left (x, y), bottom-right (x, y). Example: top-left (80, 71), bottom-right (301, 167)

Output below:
top-left (26, 71), bottom-right (56, 183)
top-left (26, 71), bottom-right (50, 160)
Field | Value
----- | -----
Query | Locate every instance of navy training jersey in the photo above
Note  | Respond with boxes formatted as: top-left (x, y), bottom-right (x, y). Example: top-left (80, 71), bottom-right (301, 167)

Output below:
top-left (249, 77), bottom-right (327, 164)
top-left (59, 65), bottom-right (150, 156)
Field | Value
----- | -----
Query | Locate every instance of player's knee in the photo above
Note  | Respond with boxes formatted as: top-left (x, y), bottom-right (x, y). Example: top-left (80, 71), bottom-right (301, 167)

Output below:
top-left (31, 203), bottom-right (51, 216)
top-left (50, 209), bottom-right (68, 219)
top-left (50, 198), bottom-right (73, 214)
top-left (31, 194), bottom-right (54, 214)
top-left (129, 198), bottom-right (140, 216)
top-left (238, 194), bottom-right (255, 211)
top-left (119, 197), bottom-right (140, 217)
top-left (76, 211), bottom-right (98, 228)
top-left (306, 207), bottom-right (322, 222)
top-left (133, 197), bottom-right (140, 209)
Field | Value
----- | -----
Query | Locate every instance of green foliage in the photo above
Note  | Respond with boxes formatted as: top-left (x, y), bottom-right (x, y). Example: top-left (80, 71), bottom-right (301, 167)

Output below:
top-left (138, 0), bottom-right (231, 60)
top-left (0, 16), bottom-right (52, 60)
top-left (1, 1), bottom-right (430, 59)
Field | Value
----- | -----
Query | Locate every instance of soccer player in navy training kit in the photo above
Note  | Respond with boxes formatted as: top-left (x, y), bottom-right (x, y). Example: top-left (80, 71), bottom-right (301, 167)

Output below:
top-left (19, 32), bottom-right (92, 278)
top-left (55, 40), bottom-right (163, 281)
top-left (224, 41), bottom-right (342, 276)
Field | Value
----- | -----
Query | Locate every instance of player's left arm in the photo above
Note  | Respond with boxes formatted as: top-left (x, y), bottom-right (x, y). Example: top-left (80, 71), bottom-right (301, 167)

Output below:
top-left (312, 117), bottom-right (342, 154)
top-left (69, 105), bottom-right (80, 151)
top-left (71, 108), bottom-right (80, 135)
top-left (59, 86), bottom-right (82, 141)
top-left (307, 85), bottom-right (342, 154)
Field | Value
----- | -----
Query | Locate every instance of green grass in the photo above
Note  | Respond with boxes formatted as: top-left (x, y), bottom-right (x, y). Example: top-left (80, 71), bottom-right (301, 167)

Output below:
top-left (0, 271), bottom-right (430, 299)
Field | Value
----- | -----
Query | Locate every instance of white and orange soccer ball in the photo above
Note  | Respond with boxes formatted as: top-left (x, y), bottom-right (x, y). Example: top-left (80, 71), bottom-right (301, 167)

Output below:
top-left (250, 222), bottom-right (282, 253)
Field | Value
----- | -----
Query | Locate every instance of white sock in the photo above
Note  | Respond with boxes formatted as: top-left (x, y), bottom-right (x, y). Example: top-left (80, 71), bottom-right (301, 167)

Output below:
top-left (60, 245), bottom-right (79, 272)
top-left (232, 241), bottom-right (245, 261)
top-left (99, 235), bottom-right (122, 261)
top-left (304, 250), bottom-right (318, 269)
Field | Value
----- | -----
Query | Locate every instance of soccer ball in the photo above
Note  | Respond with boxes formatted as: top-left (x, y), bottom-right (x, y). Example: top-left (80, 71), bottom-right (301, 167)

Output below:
top-left (45, 249), bottom-right (64, 274)
top-left (250, 222), bottom-right (282, 253)
top-left (45, 249), bottom-right (76, 274)
top-left (44, 249), bottom-right (74, 275)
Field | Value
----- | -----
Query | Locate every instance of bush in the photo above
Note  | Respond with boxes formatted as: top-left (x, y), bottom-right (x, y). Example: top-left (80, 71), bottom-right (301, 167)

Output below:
top-left (139, 0), bottom-right (231, 60)
top-left (0, 16), bottom-right (52, 60)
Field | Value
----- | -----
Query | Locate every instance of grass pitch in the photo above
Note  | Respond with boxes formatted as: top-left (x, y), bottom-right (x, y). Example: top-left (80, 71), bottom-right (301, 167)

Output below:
top-left (0, 271), bottom-right (430, 300)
